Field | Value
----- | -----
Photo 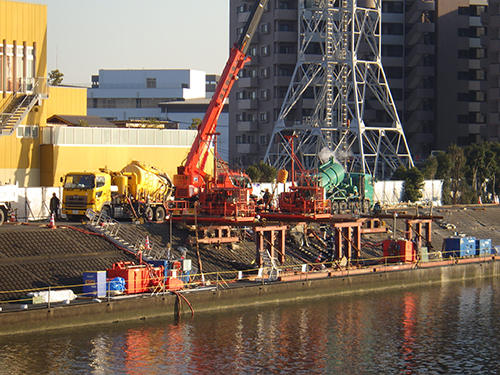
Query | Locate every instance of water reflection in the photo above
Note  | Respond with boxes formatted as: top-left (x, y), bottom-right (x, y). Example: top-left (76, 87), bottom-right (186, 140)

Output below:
top-left (0, 278), bottom-right (499, 374)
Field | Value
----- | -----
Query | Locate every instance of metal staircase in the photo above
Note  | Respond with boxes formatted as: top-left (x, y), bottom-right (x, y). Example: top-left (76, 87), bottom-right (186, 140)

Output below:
top-left (259, 249), bottom-right (279, 281)
top-left (85, 209), bottom-right (168, 261)
top-left (0, 78), bottom-right (47, 138)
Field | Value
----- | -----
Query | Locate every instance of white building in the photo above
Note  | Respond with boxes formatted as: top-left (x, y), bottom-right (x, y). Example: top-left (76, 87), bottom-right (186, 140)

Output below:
top-left (87, 69), bottom-right (229, 161)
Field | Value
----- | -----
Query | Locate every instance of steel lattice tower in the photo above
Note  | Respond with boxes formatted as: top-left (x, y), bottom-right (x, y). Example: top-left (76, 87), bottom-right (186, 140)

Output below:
top-left (264, 0), bottom-right (413, 179)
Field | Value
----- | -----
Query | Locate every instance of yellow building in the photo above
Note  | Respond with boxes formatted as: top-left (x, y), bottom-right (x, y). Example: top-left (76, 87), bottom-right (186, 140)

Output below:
top-left (1, 0), bottom-right (203, 187)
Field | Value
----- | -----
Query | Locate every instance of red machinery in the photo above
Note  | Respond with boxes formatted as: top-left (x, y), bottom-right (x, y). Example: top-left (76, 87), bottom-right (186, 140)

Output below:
top-left (382, 239), bottom-right (416, 263)
top-left (172, 0), bottom-right (268, 219)
top-left (263, 136), bottom-right (332, 220)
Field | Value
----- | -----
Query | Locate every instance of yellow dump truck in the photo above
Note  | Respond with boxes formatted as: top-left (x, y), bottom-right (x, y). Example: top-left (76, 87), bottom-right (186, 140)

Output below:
top-left (61, 161), bottom-right (173, 221)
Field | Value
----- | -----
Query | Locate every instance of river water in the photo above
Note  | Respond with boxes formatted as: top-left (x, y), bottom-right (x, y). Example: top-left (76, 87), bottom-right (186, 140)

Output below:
top-left (0, 277), bottom-right (499, 374)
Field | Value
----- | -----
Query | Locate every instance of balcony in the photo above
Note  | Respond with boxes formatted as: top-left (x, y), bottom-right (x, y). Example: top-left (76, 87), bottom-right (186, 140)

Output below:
top-left (238, 11), bottom-right (250, 24)
top-left (238, 99), bottom-right (259, 110)
top-left (274, 53), bottom-right (297, 64)
top-left (273, 76), bottom-right (292, 87)
top-left (273, 9), bottom-right (298, 21)
top-left (245, 54), bottom-right (259, 66)
top-left (237, 121), bottom-right (259, 132)
top-left (237, 143), bottom-right (255, 154)
top-left (275, 31), bottom-right (298, 43)
top-left (406, 22), bottom-right (435, 45)
top-left (407, 0), bottom-right (436, 24)
top-left (405, 44), bottom-right (435, 67)
top-left (406, 66), bottom-right (434, 89)
top-left (238, 77), bottom-right (259, 88)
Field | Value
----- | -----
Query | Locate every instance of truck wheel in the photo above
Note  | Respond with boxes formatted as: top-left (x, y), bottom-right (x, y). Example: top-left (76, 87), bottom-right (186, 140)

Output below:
top-left (154, 206), bottom-right (166, 221)
top-left (0, 209), bottom-right (5, 226)
top-left (101, 206), bottom-right (112, 218)
top-left (144, 207), bottom-right (154, 221)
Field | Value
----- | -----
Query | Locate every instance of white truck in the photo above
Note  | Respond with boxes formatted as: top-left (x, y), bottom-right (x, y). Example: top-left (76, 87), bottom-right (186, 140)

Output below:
top-left (0, 183), bottom-right (17, 226)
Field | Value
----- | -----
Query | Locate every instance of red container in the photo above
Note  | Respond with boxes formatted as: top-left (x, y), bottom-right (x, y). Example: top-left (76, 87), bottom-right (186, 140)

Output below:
top-left (107, 262), bottom-right (150, 294)
top-left (383, 239), bottom-right (415, 263)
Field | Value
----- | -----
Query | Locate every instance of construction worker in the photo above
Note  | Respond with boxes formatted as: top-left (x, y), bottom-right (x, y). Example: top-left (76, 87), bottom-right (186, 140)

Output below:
top-left (263, 189), bottom-right (271, 210)
top-left (50, 192), bottom-right (60, 220)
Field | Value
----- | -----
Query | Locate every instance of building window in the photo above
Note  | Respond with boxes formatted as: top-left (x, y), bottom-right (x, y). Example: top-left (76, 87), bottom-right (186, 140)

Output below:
top-left (261, 23), bottom-right (269, 34)
top-left (385, 67), bottom-right (403, 79)
top-left (249, 69), bottom-right (257, 78)
top-left (248, 91), bottom-right (257, 99)
top-left (278, 67), bottom-right (292, 76)
top-left (382, 1), bottom-right (403, 13)
top-left (236, 4), bottom-right (246, 14)
top-left (278, 23), bottom-right (292, 32)
top-left (381, 45), bottom-right (403, 57)
top-left (248, 47), bottom-right (257, 56)
top-left (248, 135), bottom-right (255, 143)
top-left (236, 92), bottom-right (244, 100)
top-left (234, 157), bottom-right (242, 166)
top-left (17, 125), bottom-right (38, 139)
top-left (279, 45), bottom-right (293, 54)
top-left (261, 45), bottom-right (269, 56)
top-left (382, 23), bottom-right (403, 36)
top-left (260, 112), bottom-right (268, 122)
top-left (278, 2), bottom-right (290, 9)
top-left (260, 67), bottom-right (268, 78)
top-left (146, 78), bottom-right (156, 88)
top-left (260, 134), bottom-right (267, 145)
top-left (236, 135), bottom-right (243, 144)
top-left (260, 90), bottom-right (268, 100)
top-left (136, 98), bottom-right (142, 108)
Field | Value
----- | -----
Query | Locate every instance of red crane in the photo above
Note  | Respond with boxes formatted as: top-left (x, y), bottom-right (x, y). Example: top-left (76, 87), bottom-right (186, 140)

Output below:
top-left (172, 0), bottom-right (268, 218)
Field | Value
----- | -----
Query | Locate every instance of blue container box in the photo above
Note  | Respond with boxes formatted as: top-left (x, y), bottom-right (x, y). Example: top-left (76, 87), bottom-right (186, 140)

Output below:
top-left (83, 271), bottom-right (107, 298)
top-left (443, 237), bottom-right (476, 258)
top-left (476, 239), bottom-right (492, 256)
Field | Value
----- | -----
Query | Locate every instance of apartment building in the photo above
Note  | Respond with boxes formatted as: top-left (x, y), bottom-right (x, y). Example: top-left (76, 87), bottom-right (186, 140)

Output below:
top-left (481, 0), bottom-right (500, 142)
top-left (229, 0), bottom-right (298, 167)
top-left (229, 0), bottom-right (494, 168)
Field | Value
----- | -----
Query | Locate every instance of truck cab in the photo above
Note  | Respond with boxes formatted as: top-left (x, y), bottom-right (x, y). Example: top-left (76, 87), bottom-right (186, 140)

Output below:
top-left (62, 172), bottom-right (112, 218)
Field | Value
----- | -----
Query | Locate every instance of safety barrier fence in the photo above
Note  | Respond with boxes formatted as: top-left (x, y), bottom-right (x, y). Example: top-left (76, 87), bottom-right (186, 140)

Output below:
top-left (0, 251), bottom-right (495, 307)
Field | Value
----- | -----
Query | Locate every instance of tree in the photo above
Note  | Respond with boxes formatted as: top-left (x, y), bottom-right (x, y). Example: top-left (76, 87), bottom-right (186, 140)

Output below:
top-left (391, 165), bottom-right (407, 180)
top-left (422, 156), bottom-right (438, 180)
top-left (403, 167), bottom-right (424, 203)
top-left (245, 162), bottom-right (277, 182)
top-left (435, 151), bottom-right (452, 179)
top-left (447, 144), bottom-right (466, 204)
top-left (465, 142), bottom-right (497, 202)
top-left (189, 118), bottom-right (202, 130)
top-left (48, 69), bottom-right (64, 86)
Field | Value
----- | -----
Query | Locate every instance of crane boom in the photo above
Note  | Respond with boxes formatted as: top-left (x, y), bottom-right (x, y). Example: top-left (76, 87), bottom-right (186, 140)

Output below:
top-left (174, 0), bottom-right (268, 199)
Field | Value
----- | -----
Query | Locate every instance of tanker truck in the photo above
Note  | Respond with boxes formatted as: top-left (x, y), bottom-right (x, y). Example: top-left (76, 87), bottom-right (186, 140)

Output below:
top-left (317, 157), bottom-right (374, 214)
top-left (61, 161), bottom-right (173, 221)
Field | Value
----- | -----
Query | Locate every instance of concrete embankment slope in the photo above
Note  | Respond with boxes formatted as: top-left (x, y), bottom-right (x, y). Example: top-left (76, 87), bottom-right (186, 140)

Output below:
top-left (0, 258), bottom-right (497, 336)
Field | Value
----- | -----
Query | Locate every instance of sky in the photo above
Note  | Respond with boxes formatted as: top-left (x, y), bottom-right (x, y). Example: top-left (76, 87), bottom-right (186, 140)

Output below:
top-left (27, 0), bottom-right (230, 86)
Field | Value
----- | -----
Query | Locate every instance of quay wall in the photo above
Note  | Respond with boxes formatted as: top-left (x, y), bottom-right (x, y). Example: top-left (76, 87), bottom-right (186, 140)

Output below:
top-left (0, 259), bottom-right (498, 336)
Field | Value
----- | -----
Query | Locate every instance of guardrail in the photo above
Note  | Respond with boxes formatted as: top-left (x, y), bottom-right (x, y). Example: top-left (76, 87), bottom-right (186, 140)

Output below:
top-left (0, 251), bottom-right (494, 307)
